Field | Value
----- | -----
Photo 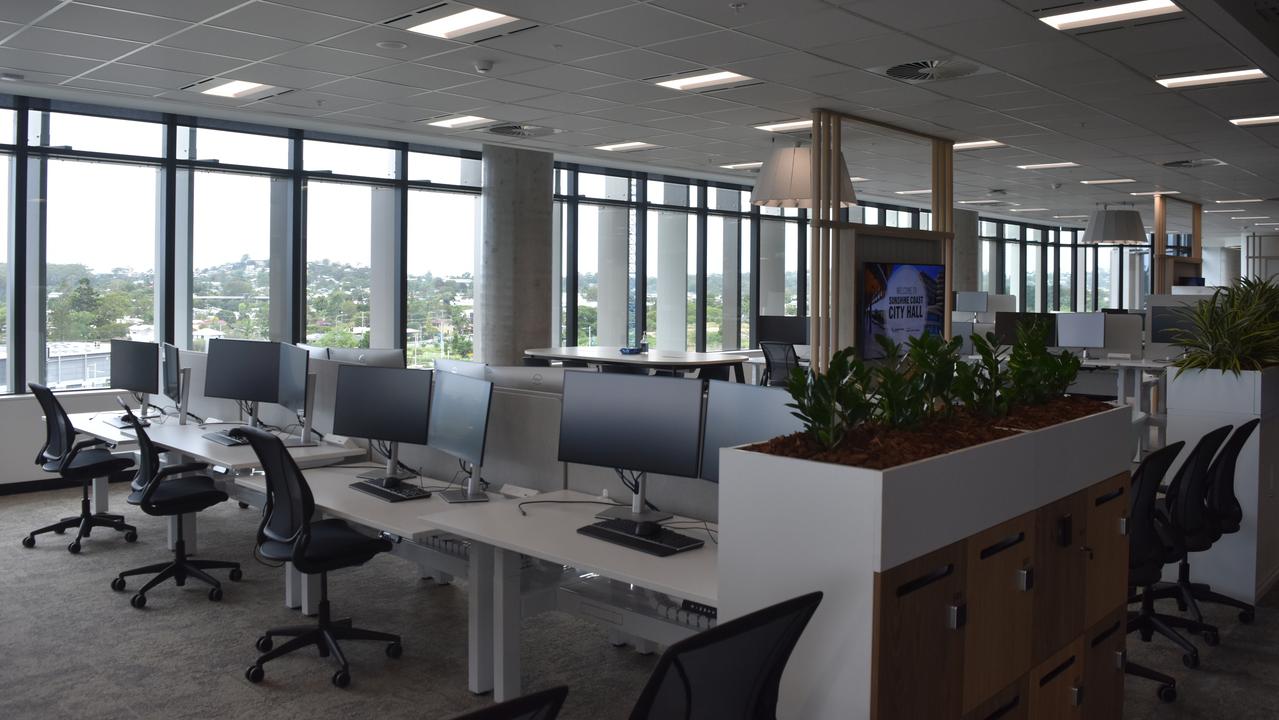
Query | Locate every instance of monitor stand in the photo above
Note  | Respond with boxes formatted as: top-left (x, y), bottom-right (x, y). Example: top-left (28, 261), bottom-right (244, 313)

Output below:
top-left (105, 392), bottom-right (156, 428)
top-left (440, 463), bottom-right (489, 504)
top-left (358, 441), bottom-right (417, 487)
top-left (281, 374), bottom-right (318, 447)
top-left (595, 472), bottom-right (672, 524)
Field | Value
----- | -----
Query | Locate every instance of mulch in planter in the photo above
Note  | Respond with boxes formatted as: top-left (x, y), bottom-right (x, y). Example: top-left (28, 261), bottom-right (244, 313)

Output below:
top-left (999, 395), bottom-right (1114, 431)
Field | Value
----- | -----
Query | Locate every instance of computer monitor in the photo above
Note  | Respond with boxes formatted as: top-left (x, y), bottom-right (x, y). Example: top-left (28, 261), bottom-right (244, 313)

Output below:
top-left (1055, 313), bottom-right (1106, 353)
top-left (327, 347), bottom-right (406, 367)
top-left (558, 370), bottom-right (704, 523)
top-left (205, 339), bottom-right (310, 425)
top-left (434, 357), bottom-right (488, 379)
top-left (107, 340), bottom-right (159, 427)
top-left (954, 291), bottom-right (989, 314)
top-left (277, 342), bottom-right (310, 413)
top-left (700, 381), bottom-right (802, 483)
top-left (430, 371), bottom-right (495, 503)
top-left (756, 315), bottom-right (809, 345)
top-left (161, 343), bottom-right (181, 400)
top-left (333, 364), bottom-right (432, 487)
top-left (1145, 294), bottom-right (1198, 360)
top-left (994, 312), bottom-right (1057, 347)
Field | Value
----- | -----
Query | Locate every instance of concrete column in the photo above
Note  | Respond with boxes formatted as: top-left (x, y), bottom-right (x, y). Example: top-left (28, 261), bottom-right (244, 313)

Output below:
top-left (369, 186), bottom-right (402, 349)
top-left (759, 220), bottom-right (786, 316)
top-left (951, 208), bottom-right (979, 292)
top-left (267, 177), bottom-right (294, 343)
top-left (476, 145), bottom-right (553, 365)
top-left (655, 183), bottom-right (689, 351)
top-left (720, 218), bottom-right (741, 350)
top-left (551, 201), bottom-right (563, 346)
top-left (594, 176), bottom-right (630, 347)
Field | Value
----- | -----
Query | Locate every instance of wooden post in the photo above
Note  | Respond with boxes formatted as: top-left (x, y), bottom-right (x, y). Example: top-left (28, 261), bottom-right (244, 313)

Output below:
top-left (932, 139), bottom-right (955, 339)
top-left (1191, 201), bottom-right (1202, 261)
top-left (809, 110), bottom-right (824, 371)
top-left (1153, 194), bottom-right (1167, 293)
top-left (830, 117), bottom-right (842, 352)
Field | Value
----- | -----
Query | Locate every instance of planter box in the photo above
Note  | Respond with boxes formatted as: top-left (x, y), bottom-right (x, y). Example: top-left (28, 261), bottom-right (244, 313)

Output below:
top-left (717, 405), bottom-right (1133, 720)
top-left (1166, 367), bottom-right (1279, 603)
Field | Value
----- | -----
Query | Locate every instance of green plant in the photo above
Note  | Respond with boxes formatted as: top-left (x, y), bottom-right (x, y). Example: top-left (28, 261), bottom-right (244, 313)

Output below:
top-left (1006, 318), bottom-right (1081, 405)
top-left (1172, 277), bottom-right (1279, 376)
top-left (785, 347), bottom-right (873, 450)
top-left (955, 332), bottom-right (1010, 418)
top-left (905, 331), bottom-right (965, 418)
top-left (871, 336), bottom-right (930, 428)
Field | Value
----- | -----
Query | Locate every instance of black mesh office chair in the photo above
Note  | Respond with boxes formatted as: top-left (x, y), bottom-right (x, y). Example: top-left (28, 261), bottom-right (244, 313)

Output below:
top-left (110, 405), bottom-right (242, 608)
top-left (450, 686), bottom-right (569, 720)
top-left (627, 591), bottom-right (822, 720)
top-left (22, 383), bottom-right (137, 553)
top-left (236, 426), bottom-right (402, 688)
top-left (758, 342), bottom-right (799, 387)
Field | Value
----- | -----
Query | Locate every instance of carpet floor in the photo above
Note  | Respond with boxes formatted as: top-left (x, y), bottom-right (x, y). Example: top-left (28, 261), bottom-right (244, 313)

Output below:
top-left (0, 483), bottom-right (1275, 719)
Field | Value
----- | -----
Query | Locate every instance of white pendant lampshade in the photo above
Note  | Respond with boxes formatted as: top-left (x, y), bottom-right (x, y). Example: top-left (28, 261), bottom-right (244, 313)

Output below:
top-left (1081, 208), bottom-right (1147, 244)
top-left (751, 146), bottom-right (857, 208)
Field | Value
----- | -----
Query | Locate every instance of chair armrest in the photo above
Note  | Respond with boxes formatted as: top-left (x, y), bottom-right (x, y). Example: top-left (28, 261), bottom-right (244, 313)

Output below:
top-left (155, 462), bottom-right (210, 481)
top-left (59, 437), bottom-right (109, 472)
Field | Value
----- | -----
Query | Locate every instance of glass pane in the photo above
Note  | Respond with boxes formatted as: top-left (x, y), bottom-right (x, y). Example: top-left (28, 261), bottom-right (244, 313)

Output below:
top-left (0, 153), bottom-right (8, 392)
top-left (1125, 247), bottom-right (1151, 310)
top-left (191, 171), bottom-right (274, 349)
top-left (741, 217), bottom-right (752, 346)
top-left (1003, 242), bottom-right (1020, 309)
top-left (579, 172), bottom-right (630, 201)
top-left (408, 152), bottom-right (481, 186)
top-left (1057, 245), bottom-right (1073, 311)
top-left (1026, 244), bottom-right (1041, 312)
top-left (306, 181), bottom-right (373, 346)
top-left (0, 109), bottom-right (14, 145)
top-left (979, 239), bottom-right (994, 293)
top-left (707, 193), bottom-right (744, 351)
top-left (304, 139), bottom-right (396, 179)
top-left (863, 206), bottom-right (880, 225)
top-left (555, 201), bottom-right (567, 344)
top-left (1098, 247), bottom-right (1117, 309)
top-left (707, 188), bottom-right (749, 211)
top-left (43, 159), bottom-right (158, 389)
top-left (920, 210), bottom-right (932, 231)
top-left (33, 111), bottom-right (164, 157)
top-left (406, 189), bottom-right (479, 365)
top-left (646, 210), bottom-right (696, 350)
top-left (1003, 223), bottom-right (1020, 240)
top-left (648, 180), bottom-right (695, 207)
top-left (980, 220), bottom-right (998, 237)
top-left (577, 203), bottom-right (635, 346)
top-left (184, 127), bottom-right (290, 169)
top-left (759, 218), bottom-right (799, 318)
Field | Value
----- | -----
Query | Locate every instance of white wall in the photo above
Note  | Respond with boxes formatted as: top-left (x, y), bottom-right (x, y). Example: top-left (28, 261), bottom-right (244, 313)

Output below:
top-left (0, 389), bottom-right (127, 486)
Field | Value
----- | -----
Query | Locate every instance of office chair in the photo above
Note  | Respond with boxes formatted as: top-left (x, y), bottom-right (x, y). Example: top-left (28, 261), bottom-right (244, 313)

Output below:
top-left (698, 365), bottom-right (732, 382)
top-left (1150, 420), bottom-right (1260, 631)
top-left (236, 426), bottom-right (402, 688)
top-left (450, 686), bottom-right (569, 720)
top-left (627, 591), bottom-right (822, 720)
top-left (758, 342), bottom-right (799, 387)
top-left (22, 383), bottom-right (138, 553)
top-left (110, 406), bottom-right (242, 608)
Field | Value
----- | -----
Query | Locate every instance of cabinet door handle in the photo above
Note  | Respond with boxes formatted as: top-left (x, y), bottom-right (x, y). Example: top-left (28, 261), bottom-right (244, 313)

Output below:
top-left (1017, 567), bottom-right (1034, 592)
top-left (947, 602), bottom-right (967, 630)
top-left (1070, 686), bottom-right (1084, 707)
top-left (1080, 545), bottom-right (1095, 560)
top-left (1119, 517), bottom-right (1128, 536)
top-left (1115, 649), bottom-right (1127, 671)
top-left (1056, 515), bottom-right (1074, 546)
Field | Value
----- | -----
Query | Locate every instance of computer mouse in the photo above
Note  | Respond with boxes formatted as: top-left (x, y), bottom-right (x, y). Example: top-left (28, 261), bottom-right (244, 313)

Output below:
top-left (633, 520), bottom-right (662, 538)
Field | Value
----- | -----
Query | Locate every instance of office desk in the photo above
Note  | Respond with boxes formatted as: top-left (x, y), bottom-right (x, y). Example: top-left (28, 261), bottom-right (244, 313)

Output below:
top-left (428, 489), bottom-right (718, 701)
top-left (1080, 357), bottom-right (1172, 456)
top-left (524, 346), bottom-right (748, 382)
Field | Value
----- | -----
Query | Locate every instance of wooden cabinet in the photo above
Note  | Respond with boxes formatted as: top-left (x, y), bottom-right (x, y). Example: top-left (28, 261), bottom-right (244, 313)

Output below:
top-left (963, 677), bottom-right (1028, 720)
top-left (1085, 473), bottom-right (1131, 628)
top-left (1082, 610), bottom-right (1126, 720)
top-left (1028, 637), bottom-right (1086, 720)
top-left (872, 540), bottom-right (967, 720)
top-left (1032, 491), bottom-right (1087, 664)
top-left (963, 512), bottom-right (1036, 714)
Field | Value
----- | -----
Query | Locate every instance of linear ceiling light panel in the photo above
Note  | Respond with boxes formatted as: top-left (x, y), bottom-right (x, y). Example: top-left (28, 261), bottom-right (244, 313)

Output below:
top-left (1054, 214), bottom-right (1089, 219)
top-left (1040, 0), bottom-right (1181, 31)
top-left (657, 71), bottom-right (750, 91)
top-left (953, 140), bottom-right (1004, 150)
top-left (1130, 190), bottom-right (1179, 195)
top-left (720, 161), bottom-right (763, 170)
top-left (1231, 216), bottom-right (1270, 220)
top-left (850, 176), bottom-right (869, 182)
top-left (408, 8), bottom-right (519, 39)
top-left (1017, 161), bottom-right (1079, 169)
top-left (755, 119), bottom-right (812, 133)
top-left (1157, 68), bottom-right (1265, 89)
top-left (202, 80), bottom-right (270, 97)
top-left (427, 115), bottom-right (493, 129)
top-left (1009, 208), bottom-right (1049, 212)
top-left (1081, 178), bottom-right (1135, 184)
top-left (1231, 115), bottom-right (1279, 126)
top-left (1203, 209), bottom-right (1239, 212)
top-left (1214, 198), bottom-right (1263, 203)
top-left (895, 189), bottom-right (931, 195)
top-left (957, 200), bottom-right (1005, 205)
top-left (595, 141), bottom-right (657, 152)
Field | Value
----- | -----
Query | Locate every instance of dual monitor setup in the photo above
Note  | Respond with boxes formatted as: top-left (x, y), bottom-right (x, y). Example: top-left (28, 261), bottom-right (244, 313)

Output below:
top-left (106, 340), bottom-right (185, 428)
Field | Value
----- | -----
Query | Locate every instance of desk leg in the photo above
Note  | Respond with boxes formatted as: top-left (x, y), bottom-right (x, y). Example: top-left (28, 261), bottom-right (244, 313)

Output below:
top-left (468, 543), bottom-right (494, 694)
top-left (167, 513), bottom-right (198, 553)
top-left (300, 571), bottom-right (319, 616)
top-left (92, 475), bottom-right (109, 514)
top-left (493, 547), bottom-right (521, 703)
top-left (284, 562), bottom-right (301, 610)
top-left (732, 362), bottom-right (746, 384)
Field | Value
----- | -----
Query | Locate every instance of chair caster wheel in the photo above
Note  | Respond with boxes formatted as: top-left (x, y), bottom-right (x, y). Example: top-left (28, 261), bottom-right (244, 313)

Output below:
top-left (229, 567), bottom-right (243, 582)
top-left (386, 642), bottom-right (402, 659)
top-left (1203, 630), bottom-right (1220, 647)
top-left (1158, 684), bottom-right (1177, 703)
top-left (67, 541), bottom-right (81, 554)
top-left (208, 587), bottom-right (223, 602)
top-left (245, 665), bottom-right (264, 684)
top-left (21, 536), bottom-right (34, 548)
top-left (130, 593), bottom-right (147, 609)
top-left (1240, 609), bottom-right (1255, 624)
top-left (110, 577), bottom-right (126, 592)
top-left (332, 669), bottom-right (350, 688)
top-left (238, 502), bottom-right (249, 509)
top-left (256, 636), bottom-right (273, 652)
top-left (124, 530), bottom-right (138, 543)
top-left (1183, 652), bottom-right (1199, 669)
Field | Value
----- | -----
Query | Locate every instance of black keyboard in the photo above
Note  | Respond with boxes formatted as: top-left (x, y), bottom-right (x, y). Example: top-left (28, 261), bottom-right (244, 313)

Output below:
top-left (202, 430), bottom-right (248, 446)
top-left (577, 519), bottom-right (704, 557)
top-left (349, 481), bottom-right (432, 503)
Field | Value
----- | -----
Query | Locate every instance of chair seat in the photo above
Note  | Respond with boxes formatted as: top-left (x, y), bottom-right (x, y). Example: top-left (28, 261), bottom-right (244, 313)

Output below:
top-left (142, 476), bottom-right (228, 516)
top-left (43, 447), bottom-right (135, 479)
top-left (259, 519), bottom-right (390, 573)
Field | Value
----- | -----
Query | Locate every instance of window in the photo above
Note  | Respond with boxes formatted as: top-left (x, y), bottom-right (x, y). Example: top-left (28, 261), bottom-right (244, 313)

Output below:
top-left (579, 172), bottom-right (632, 202)
top-left (32, 111), bottom-right (164, 157)
top-left (408, 152), bottom-right (481, 186)
top-left (1056, 242), bottom-right (1074, 311)
top-left (305, 181), bottom-right (374, 347)
top-left (184, 127), bottom-right (290, 169)
top-left (979, 240), bottom-right (995, 293)
top-left (0, 152), bottom-right (9, 392)
top-left (304, 139), bottom-right (396, 179)
top-left (707, 200), bottom-right (746, 351)
top-left (759, 217), bottom-right (799, 316)
top-left (646, 208), bottom-right (696, 350)
top-left (1003, 242), bottom-right (1021, 309)
top-left (406, 189), bottom-right (478, 364)
top-left (0, 109), bottom-right (14, 145)
top-left (577, 201), bottom-right (635, 346)
top-left (191, 171), bottom-right (276, 348)
top-left (1025, 228), bottom-right (1042, 312)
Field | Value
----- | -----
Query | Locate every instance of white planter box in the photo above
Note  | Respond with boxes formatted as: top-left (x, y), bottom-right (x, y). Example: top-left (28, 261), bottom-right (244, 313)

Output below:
top-left (1166, 367), bottom-right (1279, 603)
top-left (717, 405), bottom-right (1133, 720)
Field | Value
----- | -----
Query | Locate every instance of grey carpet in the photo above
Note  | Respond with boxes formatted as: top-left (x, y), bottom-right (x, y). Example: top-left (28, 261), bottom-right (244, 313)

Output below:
top-left (0, 484), bottom-right (1275, 719)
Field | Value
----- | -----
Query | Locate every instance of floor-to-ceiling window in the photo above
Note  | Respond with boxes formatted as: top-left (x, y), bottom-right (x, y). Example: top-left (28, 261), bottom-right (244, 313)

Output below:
top-left (407, 186), bottom-right (479, 363)
top-left (0, 117), bottom-right (11, 392)
top-left (190, 171), bottom-right (275, 348)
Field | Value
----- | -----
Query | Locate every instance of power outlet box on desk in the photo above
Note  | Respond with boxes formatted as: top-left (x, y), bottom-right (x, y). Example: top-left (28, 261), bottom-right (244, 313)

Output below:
top-left (498, 483), bottom-right (539, 499)
top-left (558, 576), bottom-right (714, 648)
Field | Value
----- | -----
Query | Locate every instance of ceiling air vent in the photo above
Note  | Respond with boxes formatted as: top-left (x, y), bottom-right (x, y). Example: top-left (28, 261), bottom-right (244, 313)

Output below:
top-left (882, 58), bottom-right (982, 83)
top-left (1162, 158), bottom-right (1228, 168)
top-left (486, 124), bottom-right (560, 138)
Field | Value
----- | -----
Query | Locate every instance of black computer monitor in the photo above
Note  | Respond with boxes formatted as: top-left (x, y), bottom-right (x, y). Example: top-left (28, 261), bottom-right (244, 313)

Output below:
top-left (430, 371), bottom-right (495, 503)
top-left (110, 339), bottom-right (158, 395)
top-left (277, 342), bottom-right (310, 412)
top-left (205, 339), bottom-right (310, 417)
top-left (434, 358), bottom-right (488, 379)
top-left (327, 347), bottom-right (406, 367)
top-left (994, 312), bottom-right (1057, 346)
top-left (334, 364), bottom-right (432, 486)
top-left (756, 315), bottom-right (809, 345)
top-left (1055, 313), bottom-right (1106, 351)
top-left (1149, 305), bottom-right (1198, 344)
top-left (701, 381), bottom-right (802, 483)
top-left (161, 342), bottom-right (181, 401)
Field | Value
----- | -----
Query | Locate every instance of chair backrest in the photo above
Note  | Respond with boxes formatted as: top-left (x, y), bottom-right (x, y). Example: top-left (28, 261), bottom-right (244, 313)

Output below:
top-left (234, 426), bottom-right (315, 550)
top-left (119, 405), bottom-right (161, 489)
top-left (1206, 419), bottom-right (1260, 535)
top-left (29, 383), bottom-right (76, 468)
top-left (759, 342), bottom-right (799, 387)
top-left (1129, 441), bottom-right (1186, 582)
top-left (1166, 425), bottom-right (1233, 540)
top-left (450, 686), bottom-right (569, 720)
top-left (628, 591), bottom-right (823, 720)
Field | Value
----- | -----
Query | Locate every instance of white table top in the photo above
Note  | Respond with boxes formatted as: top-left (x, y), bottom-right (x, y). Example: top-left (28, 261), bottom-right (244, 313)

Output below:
top-left (525, 346), bottom-right (748, 367)
top-left (1080, 357), bottom-right (1174, 369)
top-left (426, 489), bottom-right (718, 606)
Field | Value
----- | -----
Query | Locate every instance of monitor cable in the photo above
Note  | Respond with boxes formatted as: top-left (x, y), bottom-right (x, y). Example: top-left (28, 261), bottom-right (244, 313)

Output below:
top-left (615, 469), bottom-right (661, 513)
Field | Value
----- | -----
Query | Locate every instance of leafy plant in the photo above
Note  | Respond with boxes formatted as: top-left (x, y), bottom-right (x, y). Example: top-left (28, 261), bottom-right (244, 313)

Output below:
top-left (1172, 277), bottom-right (1279, 376)
top-left (905, 331), bottom-right (965, 418)
top-left (871, 336), bottom-right (930, 429)
top-left (955, 332), bottom-right (1010, 418)
top-left (785, 347), bottom-right (873, 450)
top-left (1006, 318), bottom-right (1081, 405)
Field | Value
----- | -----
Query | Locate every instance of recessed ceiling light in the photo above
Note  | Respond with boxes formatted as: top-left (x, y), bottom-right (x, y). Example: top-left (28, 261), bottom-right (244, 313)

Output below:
top-left (596, 141), bottom-right (657, 152)
top-left (1254, 222), bottom-right (1279, 226)
top-left (376, 40), bottom-right (409, 50)
top-left (1130, 190), bottom-right (1180, 195)
top-left (1040, 0), bottom-right (1180, 31)
top-left (1215, 198), bottom-right (1263, 203)
top-left (1010, 208), bottom-right (1049, 212)
top-left (1017, 161), bottom-right (1079, 170)
top-left (1054, 214), bottom-right (1089, 219)
top-left (957, 199), bottom-right (1006, 205)
top-left (1156, 68), bottom-right (1266, 89)
top-left (657, 70), bottom-right (750, 91)
top-left (953, 139), bottom-right (1005, 150)
top-left (407, 8), bottom-right (518, 39)
top-left (849, 176), bottom-right (869, 182)
top-left (895, 189), bottom-right (931, 195)
top-left (1231, 216), bottom-right (1270, 220)
top-left (720, 161), bottom-right (763, 170)
top-left (755, 119), bottom-right (811, 133)
top-left (427, 115), bottom-right (494, 129)
top-left (1231, 115), bottom-right (1279, 126)
top-left (202, 80), bottom-right (270, 98)
top-left (1080, 178), bottom-right (1135, 184)
top-left (1203, 209), bottom-right (1238, 213)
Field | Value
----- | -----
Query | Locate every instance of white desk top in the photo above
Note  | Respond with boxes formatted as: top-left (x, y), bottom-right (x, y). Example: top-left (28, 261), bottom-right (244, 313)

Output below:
top-left (1080, 357), bottom-right (1174, 370)
top-left (426, 489), bottom-right (718, 606)
top-left (525, 346), bottom-right (747, 368)
top-left (235, 465), bottom-right (462, 542)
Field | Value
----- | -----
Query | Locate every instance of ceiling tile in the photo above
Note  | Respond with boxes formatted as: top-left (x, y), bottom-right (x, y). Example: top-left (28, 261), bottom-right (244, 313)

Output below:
top-left (647, 31), bottom-right (788, 66)
top-left (535, 113), bottom-right (618, 131)
top-left (812, 33), bottom-right (951, 69)
top-left (644, 93), bottom-right (743, 115)
top-left (462, 0), bottom-right (633, 24)
top-left (266, 0), bottom-right (430, 23)
top-left (125, 45), bottom-right (245, 76)
top-left (480, 26), bottom-right (628, 63)
top-left (260, 90), bottom-right (371, 113)
top-left (360, 62), bottom-right (477, 90)
top-left (209, 4), bottom-right (364, 44)
top-left (421, 46), bottom-right (552, 78)
top-left (319, 26), bottom-right (460, 61)
top-left (230, 62), bottom-right (345, 90)
top-left (521, 92), bottom-right (621, 113)
top-left (650, 0), bottom-right (831, 28)
top-left (64, 77), bottom-right (161, 96)
top-left (272, 46), bottom-right (398, 75)
top-left (0, 0), bottom-right (57, 25)
top-left (448, 78), bottom-right (555, 103)
top-left (85, 62), bottom-right (204, 89)
top-left (503, 65), bottom-right (618, 92)
top-left (160, 26), bottom-right (299, 61)
top-left (38, 4), bottom-right (186, 43)
top-left (793, 69), bottom-right (901, 97)
top-left (578, 80), bottom-right (681, 104)
top-left (399, 91), bottom-right (488, 113)
top-left (727, 53), bottom-right (850, 86)
top-left (338, 102), bottom-right (429, 122)
top-left (642, 114), bottom-right (728, 132)
top-left (584, 105), bottom-right (676, 123)
top-left (312, 76), bottom-right (424, 102)
top-left (0, 46), bottom-right (104, 75)
top-left (564, 5), bottom-right (719, 46)
top-left (708, 82), bottom-right (817, 110)
top-left (79, 0), bottom-right (242, 22)
top-left (569, 48), bottom-right (701, 80)
top-left (466, 103), bottom-right (559, 122)
top-left (5, 27), bottom-right (142, 61)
